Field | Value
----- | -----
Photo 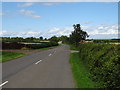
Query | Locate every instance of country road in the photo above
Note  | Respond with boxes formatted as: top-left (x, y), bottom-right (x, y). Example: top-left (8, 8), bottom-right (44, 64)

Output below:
top-left (2, 44), bottom-right (74, 88)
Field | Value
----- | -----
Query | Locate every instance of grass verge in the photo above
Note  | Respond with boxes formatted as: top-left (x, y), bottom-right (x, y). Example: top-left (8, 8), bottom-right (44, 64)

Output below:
top-left (0, 51), bottom-right (26, 62)
top-left (70, 52), bottom-right (99, 88)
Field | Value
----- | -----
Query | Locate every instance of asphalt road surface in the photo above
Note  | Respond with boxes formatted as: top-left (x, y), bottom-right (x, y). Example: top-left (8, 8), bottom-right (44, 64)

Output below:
top-left (2, 44), bottom-right (74, 88)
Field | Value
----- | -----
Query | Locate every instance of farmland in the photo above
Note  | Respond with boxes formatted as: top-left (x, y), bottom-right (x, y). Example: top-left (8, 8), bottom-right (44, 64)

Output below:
top-left (0, 37), bottom-right (59, 62)
top-left (1, 37), bottom-right (59, 50)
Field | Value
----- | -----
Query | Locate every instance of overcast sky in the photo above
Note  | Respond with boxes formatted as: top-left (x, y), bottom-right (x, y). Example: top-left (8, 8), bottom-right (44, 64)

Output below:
top-left (1, 2), bottom-right (118, 39)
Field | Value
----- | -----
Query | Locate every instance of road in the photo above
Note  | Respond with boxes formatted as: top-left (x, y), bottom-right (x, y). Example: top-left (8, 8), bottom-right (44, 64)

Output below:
top-left (2, 44), bottom-right (74, 88)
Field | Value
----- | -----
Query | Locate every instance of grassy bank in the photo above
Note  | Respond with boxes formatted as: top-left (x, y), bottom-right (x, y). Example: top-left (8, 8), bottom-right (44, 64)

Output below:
top-left (0, 51), bottom-right (26, 62)
top-left (70, 52), bottom-right (99, 88)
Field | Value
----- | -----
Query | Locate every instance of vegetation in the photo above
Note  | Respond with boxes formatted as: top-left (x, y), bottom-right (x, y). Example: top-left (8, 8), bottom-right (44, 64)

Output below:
top-left (2, 42), bottom-right (25, 49)
top-left (78, 43), bottom-right (120, 88)
top-left (58, 35), bottom-right (69, 44)
top-left (1, 37), bottom-right (47, 43)
top-left (69, 24), bottom-right (89, 46)
top-left (93, 39), bottom-right (120, 43)
top-left (69, 44), bottom-right (78, 50)
top-left (25, 41), bottom-right (58, 49)
top-left (49, 36), bottom-right (59, 43)
top-left (0, 51), bottom-right (26, 62)
top-left (2, 41), bottom-right (58, 50)
top-left (70, 52), bottom-right (99, 88)
top-left (68, 23), bottom-right (120, 88)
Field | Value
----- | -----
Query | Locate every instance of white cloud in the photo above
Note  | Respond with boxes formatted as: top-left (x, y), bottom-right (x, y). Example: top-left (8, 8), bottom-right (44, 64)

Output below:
top-left (44, 27), bottom-right (74, 38)
top-left (0, 30), bottom-right (43, 37)
top-left (17, 2), bottom-right (33, 7)
top-left (0, 30), bottom-right (7, 36)
top-left (20, 31), bottom-right (42, 37)
top-left (45, 24), bottom-right (118, 38)
top-left (18, 9), bottom-right (41, 19)
top-left (84, 24), bottom-right (118, 35)
top-left (1, 24), bottom-right (118, 39)
top-left (17, 2), bottom-right (59, 7)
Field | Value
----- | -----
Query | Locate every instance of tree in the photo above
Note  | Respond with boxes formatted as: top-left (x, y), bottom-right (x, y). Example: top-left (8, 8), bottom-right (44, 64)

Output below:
top-left (26, 37), bottom-right (35, 42)
top-left (49, 36), bottom-right (59, 43)
top-left (59, 35), bottom-right (69, 44)
top-left (39, 37), bottom-right (43, 40)
top-left (69, 24), bottom-right (89, 46)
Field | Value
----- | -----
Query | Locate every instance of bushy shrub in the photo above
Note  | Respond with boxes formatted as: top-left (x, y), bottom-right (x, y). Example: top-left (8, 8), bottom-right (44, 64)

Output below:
top-left (79, 43), bottom-right (120, 88)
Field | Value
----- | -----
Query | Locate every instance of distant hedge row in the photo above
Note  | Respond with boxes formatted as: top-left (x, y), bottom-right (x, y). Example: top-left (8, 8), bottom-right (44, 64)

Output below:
top-left (2, 41), bottom-right (58, 49)
top-left (25, 41), bottom-right (58, 49)
top-left (79, 43), bottom-right (120, 88)
top-left (2, 42), bottom-right (25, 49)
top-left (93, 39), bottom-right (120, 43)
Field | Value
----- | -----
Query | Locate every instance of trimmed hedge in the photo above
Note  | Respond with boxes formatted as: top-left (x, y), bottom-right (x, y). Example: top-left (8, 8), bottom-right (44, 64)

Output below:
top-left (2, 41), bottom-right (58, 49)
top-left (79, 43), bottom-right (120, 88)
top-left (25, 41), bottom-right (58, 49)
top-left (93, 39), bottom-right (120, 43)
top-left (2, 42), bottom-right (25, 49)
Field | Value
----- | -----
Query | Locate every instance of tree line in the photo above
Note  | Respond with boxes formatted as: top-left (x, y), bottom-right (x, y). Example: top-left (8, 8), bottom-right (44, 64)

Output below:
top-left (1, 23), bottom-right (89, 46)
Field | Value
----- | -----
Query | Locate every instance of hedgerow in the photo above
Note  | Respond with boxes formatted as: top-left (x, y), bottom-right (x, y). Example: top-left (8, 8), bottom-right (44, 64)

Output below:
top-left (2, 42), bottom-right (25, 49)
top-left (25, 41), bottom-right (58, 49)
top-left (2, 41), bottom-right (58, 49)
top-left (79, 43), bottom-right (120, 88)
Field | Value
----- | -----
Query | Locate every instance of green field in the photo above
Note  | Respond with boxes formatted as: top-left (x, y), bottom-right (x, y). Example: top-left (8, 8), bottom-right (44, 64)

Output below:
top-left (70, 53), bottom-right (99, 88)
top-left (0, 51), bottom-right (26, 62)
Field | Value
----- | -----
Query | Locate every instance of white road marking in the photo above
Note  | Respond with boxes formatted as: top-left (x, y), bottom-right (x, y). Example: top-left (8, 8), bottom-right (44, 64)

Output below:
top-left (35, 60), bottom-right (42, 64)
top-left (0, 81), bottom-right (8, 87)
top-left (49, 54), bottom-right (52, 56)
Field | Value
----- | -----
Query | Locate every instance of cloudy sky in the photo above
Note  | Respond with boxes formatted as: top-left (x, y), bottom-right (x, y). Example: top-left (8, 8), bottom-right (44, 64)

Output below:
top-left (1, 2), bottom-right (118, 39)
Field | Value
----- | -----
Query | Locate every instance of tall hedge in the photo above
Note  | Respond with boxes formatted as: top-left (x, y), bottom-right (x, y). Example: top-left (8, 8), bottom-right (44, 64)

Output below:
top-left (79, 43), bottom-right (120, 88)
top-left (2, 42), bottom-right (25, 49)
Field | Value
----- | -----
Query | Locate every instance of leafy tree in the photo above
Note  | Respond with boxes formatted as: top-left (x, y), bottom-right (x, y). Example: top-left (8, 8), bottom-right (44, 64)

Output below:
top-left (59, 35), bottom-right (69, 43)
top-left (25, 37), bottom-right (35, 42)
top-left (44, 38), bottom-right (47, 40)
top-left (49, 36), bottom-right (59, 43)
top-left (69, 24), bottom-right (89, 46)
top-left (39, 36), bottom-right (43, 40)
